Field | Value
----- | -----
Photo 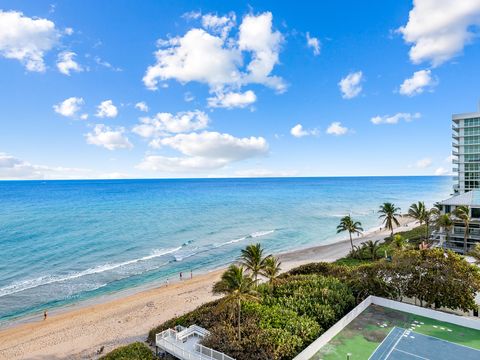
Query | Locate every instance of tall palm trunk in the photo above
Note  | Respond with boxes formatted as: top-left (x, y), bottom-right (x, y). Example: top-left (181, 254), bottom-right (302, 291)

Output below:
top-left (237, 299), bottom-right (241, 341)
top-left (425, 221), bottom-right (429, 241)
top-left (463, 223), bottom-right (469, 254)
top-left (349, 232), bottom-right (354, 251)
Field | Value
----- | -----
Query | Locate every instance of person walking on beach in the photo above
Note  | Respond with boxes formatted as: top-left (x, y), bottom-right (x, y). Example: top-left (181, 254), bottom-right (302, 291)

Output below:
top-left (43, 310), bottom-right (47, 321)
top-left (179, 272), bottom-right (183, 281)
top-left (190, 270), bottom-right (193, 279)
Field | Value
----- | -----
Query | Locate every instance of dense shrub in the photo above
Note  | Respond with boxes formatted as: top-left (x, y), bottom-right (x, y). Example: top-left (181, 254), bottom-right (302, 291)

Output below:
top-left (243, 301), bottom-right (321, 344)
top-left (284, 262), bottom-right (352, 279)
top-left (202, 317), bottom-right (283, 360)
top-left (100, 342), bottom-right (154, 360)
top-left (263, 275), bottom-right (355, 328)
top-left (384, 224), bottom-right (426, 245)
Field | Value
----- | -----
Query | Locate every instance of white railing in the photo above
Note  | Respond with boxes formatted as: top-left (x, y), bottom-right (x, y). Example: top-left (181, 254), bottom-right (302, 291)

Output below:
top-left (156, 325), bottom-right (235, 360)
top-left (178, 324), bottom-right (211, 340)
top-left (195, 343), bottom-right (235, 360)
top-left (157, 336), bottom-right (203, 360)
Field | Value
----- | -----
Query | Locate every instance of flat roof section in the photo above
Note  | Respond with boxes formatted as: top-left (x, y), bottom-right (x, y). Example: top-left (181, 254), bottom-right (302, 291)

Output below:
top-left (293, 296), bottom-right (480, 360)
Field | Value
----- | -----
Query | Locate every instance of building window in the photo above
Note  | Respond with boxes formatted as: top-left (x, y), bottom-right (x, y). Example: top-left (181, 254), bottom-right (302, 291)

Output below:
top-left (472, 208), bottom-right (480, 218)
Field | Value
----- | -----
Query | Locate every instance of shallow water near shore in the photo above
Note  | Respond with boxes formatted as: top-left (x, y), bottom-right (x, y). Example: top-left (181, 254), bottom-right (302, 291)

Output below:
top-left (0, 176), bottom-right (452, 323)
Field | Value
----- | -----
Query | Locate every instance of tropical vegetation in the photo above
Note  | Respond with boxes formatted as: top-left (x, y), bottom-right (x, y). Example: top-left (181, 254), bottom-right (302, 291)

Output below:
top-left (378, 202), bottom-right (401, 237)
top-left (336, 215), bottom-right (363, 251)
top-left (100, 342), bottom-right (155, 360)
top-left (454, 205), bottom-right (471, 253)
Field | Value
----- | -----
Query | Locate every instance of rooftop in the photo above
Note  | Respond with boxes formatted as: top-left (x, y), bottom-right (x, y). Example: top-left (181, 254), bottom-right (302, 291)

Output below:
top-left (294, 296), bottom-right (480, 360)
top-left (439, 190), bottom-right (480, 207)
top-left (452, 111), bottom-right (480, 121)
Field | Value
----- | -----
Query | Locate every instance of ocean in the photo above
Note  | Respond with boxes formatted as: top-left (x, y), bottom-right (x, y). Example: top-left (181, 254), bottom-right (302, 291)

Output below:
top-left (0, 177), bottom-right (452, 323)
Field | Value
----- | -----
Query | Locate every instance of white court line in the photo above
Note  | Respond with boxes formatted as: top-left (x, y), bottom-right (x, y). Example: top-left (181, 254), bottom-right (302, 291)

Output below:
top-left (367, 327), bottom-right (397, 360)
top-left (384, 329), bottom-right (408, 359)
top-left (394, 348), bottom-right (429, 360)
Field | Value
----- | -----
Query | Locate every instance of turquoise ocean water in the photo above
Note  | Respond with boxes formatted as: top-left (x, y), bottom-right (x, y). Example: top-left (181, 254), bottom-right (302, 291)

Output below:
top-left (0, 177), bottom-right (452, 323)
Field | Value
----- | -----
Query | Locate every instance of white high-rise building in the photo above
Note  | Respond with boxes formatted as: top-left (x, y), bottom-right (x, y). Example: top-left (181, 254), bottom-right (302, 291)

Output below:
top-left (453, 110), bottom-right (480, 194)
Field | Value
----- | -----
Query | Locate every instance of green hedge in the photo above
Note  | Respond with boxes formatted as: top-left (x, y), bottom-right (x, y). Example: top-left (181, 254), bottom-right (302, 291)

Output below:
top-left (100, 342), bottom-right (154, 360)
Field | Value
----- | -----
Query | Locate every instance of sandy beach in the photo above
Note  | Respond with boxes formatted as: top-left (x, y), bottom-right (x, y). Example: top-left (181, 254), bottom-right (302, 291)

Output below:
top-left (0, 217), bottom-right (416, 360)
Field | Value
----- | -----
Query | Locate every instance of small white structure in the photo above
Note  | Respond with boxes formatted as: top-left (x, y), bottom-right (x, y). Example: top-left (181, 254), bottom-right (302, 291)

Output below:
top-left (156, 324), bottom-right (235, 360)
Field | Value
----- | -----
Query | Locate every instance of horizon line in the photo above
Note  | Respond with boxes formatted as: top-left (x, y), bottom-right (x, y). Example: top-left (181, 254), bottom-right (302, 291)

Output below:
top-left (0, 174), bottom-right (453, 182)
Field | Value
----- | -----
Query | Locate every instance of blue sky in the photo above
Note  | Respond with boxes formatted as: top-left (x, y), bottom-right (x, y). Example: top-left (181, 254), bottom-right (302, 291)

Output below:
top-left (1, 0), bottom-right (480, 179)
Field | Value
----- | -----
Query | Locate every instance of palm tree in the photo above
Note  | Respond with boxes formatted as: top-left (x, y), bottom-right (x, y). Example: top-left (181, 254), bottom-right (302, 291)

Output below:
top-left (239, 243), bottom-right (269, 286)
top-left (435, 213), bottom-right (454, 249)
top-left (408, 201), bottom-right (426, 224)
top-left (378, 202), bottom-right (401, 238)
top-left (212, 265), bottom-right (257, 340)
top-left (426, 203), bottom-right (442, 241)
top-left (337, 215), bottom-right (364, 251)
top-left (362, 239), bottom-right (381, 260)
top-left (454, 205), bottom-right (470, 254)
top-left (261, 256), bottom-right (282, 286)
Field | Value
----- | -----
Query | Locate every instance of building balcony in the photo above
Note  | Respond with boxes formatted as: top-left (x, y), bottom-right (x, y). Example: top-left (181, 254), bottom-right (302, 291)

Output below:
top-left (453, 159), bottom-right (459, 164)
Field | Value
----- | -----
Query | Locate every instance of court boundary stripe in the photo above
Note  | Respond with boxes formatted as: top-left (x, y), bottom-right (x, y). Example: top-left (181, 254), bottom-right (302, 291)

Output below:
top-left (367, 327), bottom-right (399, 360)
top-left (384, 328), bottom-right (407, 359)
top-left (393, 348), bottom-right (429, 360)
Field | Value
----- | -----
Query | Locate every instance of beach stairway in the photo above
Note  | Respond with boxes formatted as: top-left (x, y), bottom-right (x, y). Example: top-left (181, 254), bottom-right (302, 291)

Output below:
top-left (155, 324), bottom-right (235, 360)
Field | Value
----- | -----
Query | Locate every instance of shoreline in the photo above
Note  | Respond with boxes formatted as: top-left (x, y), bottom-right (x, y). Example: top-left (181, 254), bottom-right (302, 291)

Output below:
top-left (0, 217), bottom-right (416, 360)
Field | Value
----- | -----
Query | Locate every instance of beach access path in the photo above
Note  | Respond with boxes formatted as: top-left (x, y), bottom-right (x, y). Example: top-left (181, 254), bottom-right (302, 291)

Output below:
top-left (0, 217), bottom-right (416, 360)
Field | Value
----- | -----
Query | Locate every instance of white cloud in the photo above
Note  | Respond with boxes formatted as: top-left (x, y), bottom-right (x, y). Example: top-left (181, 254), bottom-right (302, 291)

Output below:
top-left (234, 168), bottom-right (299, 177)
top-left (415, 157), bottom-right (432, 168)
top-left (143, 28), bottom-right (242, 91)
top-left (137, 131), bottom-right (268, 172)
top-left (399, 69), bottom-right (436, 96)
top-left (207, 90), bottom-right (256, 109)
top-left (133, 110), bottom-right (209, 138)
top-left (80, 113), bottom-right (89, 120)
top-left (435, 167), bottom-right (449, 175)
top-left (182, 11), bottom-right (202, 20)
top-left (56, 51), bottom-right (83, 75)
top-left (157, 131), bottom-right (267, 158)
top-left (371, 112), bottom-right (421, 125)
top-left (306, 32), bottom-right (320, 55)
top-left (338, 71), bottom-right (363, 99)
top-left (398, 0), bottom-right (480, 66)
top-left (85, 125), bottom-right (133, 150)
top-left (95, 100), bottom-right (118, 118)
top-left (94, 56), bottom-right (122, 72)
top-left (326, 122), bottom-right (348, 136)
top-left (64, 27), bottom-right (74, 35)
top-left (290, 124), bottom-right (318, 138)
top-left (0, 152), bottom-right (92, 180)
top-left (0, 10), bottom-right (60, 72)
top-left (53, 97), bottom-right (84, 118)
top-left (201, 12), bottom-right (236, 39)
top-left (137, 155), bottom-right (228, 172)
top-left (184, 92), bottom-right (195, 102)
top-left (143, 12), bottom-right (285, 93)
top-left (135, 101), bottom-right (149, 112)
top-left (238, 12), bottom-right (285, 92)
